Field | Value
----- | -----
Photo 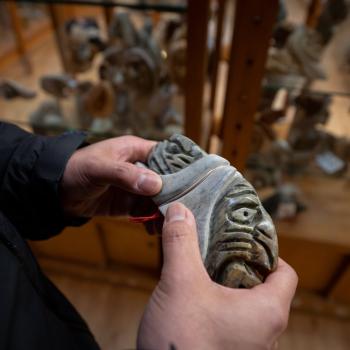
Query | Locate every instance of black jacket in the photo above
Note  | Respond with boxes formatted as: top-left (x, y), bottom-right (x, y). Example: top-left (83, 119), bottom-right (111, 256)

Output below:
top-left (0, 122), bottom-right (100, 349)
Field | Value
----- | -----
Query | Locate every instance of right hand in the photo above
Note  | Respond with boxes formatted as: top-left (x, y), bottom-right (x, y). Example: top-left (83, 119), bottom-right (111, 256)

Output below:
top-left (138, 203), bottom-right (298, 350)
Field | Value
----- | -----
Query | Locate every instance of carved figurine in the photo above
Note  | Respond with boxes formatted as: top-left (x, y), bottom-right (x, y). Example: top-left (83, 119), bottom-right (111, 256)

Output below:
top-left (99, 47), bottom-right (131, 133)
top-left (146, 134), bottom-right (278, 288)
top-left (124, 48), bottom-right (182, 139)
top-left (267, 25), bottom-right (326, 81)
top-left (109, 12), bottom-right (162, 69)
top-left (40, 74), bottom-right (78, 98)
top-left (0, 78), bottom-right (36, 99)
top-left (288, 93), bottom-right (331, 151)
top-left (82, 81), bottom-right (115, 134)
top-left (64, 17), bottom-right (105, 73)
top-left (29, 100), bottom-right (67, 135)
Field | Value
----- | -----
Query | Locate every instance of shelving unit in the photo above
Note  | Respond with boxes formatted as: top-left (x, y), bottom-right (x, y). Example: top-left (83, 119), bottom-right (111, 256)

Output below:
top-left (1, 0), bottom-right (350, 312)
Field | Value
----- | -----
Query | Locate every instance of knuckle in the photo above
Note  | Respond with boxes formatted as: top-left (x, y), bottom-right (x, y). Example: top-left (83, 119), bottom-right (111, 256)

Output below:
top-left (113, 162), bottom-right (130, 178)
top-left (118, 135), bottom-right (142, 143)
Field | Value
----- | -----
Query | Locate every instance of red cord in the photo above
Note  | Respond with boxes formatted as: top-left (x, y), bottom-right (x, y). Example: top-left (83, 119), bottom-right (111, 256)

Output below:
top-left (128, 210), bottom-right (162, 223)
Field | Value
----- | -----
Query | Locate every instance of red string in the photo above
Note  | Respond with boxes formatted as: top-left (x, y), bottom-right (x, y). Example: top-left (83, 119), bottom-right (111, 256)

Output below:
top-left (128, 210), bottom-right (162, 223)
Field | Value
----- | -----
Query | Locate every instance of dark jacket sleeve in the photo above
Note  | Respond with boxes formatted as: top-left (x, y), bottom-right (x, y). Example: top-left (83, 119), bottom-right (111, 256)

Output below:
top-left (0, 122), bottom-right (88, 240)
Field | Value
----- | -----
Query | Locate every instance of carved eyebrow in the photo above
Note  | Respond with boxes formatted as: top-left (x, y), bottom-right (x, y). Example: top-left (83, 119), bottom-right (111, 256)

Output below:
top-left (226, 195), bottom-right (260, 210)
top-left (225, 188), bottom-right (258, 199)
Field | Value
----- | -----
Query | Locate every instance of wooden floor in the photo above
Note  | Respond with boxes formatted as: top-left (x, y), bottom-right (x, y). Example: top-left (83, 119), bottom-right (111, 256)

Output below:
top-left (49, 271), bottom-right (350, 350)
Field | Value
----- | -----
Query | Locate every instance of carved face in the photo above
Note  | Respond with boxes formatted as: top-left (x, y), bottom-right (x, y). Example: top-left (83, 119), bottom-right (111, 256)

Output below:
top-left (206, 177), bottom-right (278, 288)
top-left (147, 134), bottom-right (278, 288)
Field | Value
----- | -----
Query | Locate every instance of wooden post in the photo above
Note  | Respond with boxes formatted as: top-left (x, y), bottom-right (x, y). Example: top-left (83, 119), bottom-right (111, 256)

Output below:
top-left (48, 4), bottom-right (77, 73)
top-left (6, 1), bottom-right (32, 74)
top-left (221, 0), bottom-right (278, 170)
top-left (103, 7), bottom-right (114, 28)
top-left (209, 0), bottom-right (227, 112)
top-left (206, 0), bottom-right (227, 150)
top-left (305, 0), bottom-right (323, 28)
top-left (185, 0), bottom-right (210, 146)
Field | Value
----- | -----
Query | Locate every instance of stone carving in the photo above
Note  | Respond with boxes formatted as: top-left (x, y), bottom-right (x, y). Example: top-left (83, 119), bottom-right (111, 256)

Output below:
top-left (0, 78), bottom-right (36, 99)
top-left (99, 45), bottom-right (182, 139)
top-left (288, 93), bottom-right (331, 151)
top-left (40, 74), bottom-right (78, 98)
top-left (64, 17), bottom-right (105, 73)
top-left (146, 134), bottom-right (278, 288)
top-left (29, 100), bottom-right (67, 135)
top-left (267, 25), bottom-right (326, 80)
top-left (83, 81), bottom-right (115, 134)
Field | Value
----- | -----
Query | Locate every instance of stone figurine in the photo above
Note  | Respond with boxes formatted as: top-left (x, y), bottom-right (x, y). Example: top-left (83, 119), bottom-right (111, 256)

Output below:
top-left (40, 74), bottom-right (78, 98)
top-left (267, 25), bottom-right (326, 81)
top-left (0, 78), bottom-right (36, 100)
top-left (64, 17), bottom-right (105, 73)
top-left (146, 134), bottom-right (278, 288)
top-left (29, 100), bottom-right (67, 135)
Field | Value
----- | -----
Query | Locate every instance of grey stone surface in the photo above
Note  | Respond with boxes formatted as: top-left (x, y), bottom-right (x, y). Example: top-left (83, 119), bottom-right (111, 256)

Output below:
top-left (147, 134), bottom-right (278, 288)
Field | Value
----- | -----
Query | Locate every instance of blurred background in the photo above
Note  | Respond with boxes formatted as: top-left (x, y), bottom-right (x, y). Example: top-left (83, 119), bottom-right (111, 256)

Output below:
top-left (1, 0), bottom-right (350, 348)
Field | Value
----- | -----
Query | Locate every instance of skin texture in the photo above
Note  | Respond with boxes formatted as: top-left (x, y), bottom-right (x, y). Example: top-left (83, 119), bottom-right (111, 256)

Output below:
top-left (61, 137), bottom-right (298, 349)
top-left (137, 203), bottom-right (298, 350)
top-left (61, 135), bottom-right (162, 217)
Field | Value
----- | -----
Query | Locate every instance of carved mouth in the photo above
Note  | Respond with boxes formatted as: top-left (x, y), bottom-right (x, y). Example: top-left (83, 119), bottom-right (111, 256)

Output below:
top-left (208, 229), bottom-right (275, 288)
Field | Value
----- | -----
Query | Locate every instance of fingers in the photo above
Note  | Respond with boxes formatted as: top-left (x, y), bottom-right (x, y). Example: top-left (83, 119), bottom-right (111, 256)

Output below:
top-left (111, 135), bottom-right (157, 163)
top-left (89, 160), bottom-right (162, 196)
top-left (253, 258), bottom-right (298, 307)
top-left (161, 203), bottom-right (208, 281)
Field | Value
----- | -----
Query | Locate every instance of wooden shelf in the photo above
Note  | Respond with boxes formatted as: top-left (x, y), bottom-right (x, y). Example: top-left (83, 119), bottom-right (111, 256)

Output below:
top-left (277, 175), bottom-right (350, 249)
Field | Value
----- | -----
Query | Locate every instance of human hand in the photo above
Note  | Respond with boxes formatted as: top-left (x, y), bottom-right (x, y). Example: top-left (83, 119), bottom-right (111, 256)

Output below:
top-left (60, 136), bottom-right (162, 217)
top-left (137, 203), bottom-right (298, 350)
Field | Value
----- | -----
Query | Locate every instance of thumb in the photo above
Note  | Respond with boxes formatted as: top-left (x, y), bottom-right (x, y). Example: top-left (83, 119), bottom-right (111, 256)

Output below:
top-left (87, 160), bottom-right (162, 196)
top-left (161, 203), bottom-right (208, 283)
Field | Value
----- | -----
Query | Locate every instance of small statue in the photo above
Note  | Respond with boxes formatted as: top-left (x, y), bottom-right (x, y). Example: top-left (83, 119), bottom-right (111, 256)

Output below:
top-left (82, 81), bottom-right (115, 134)
top-left (0, 78), bottom-right (36, 100)
top-left (288, 93), bottom-right (331, 151)
top-left (146, 134), bottom-right (278, 288)
top-left (29, 100), bottom-right (67, 135)
top-left (40, 74), bottom-right (77, 98)
top-left (64, 17), bottom-right (105, 73)
top-left (267, 25), bottom-right (326, 81)
top-left (99, 47), bottom-right (131, 133)
top-left (124, 48), bottom-right (182, 139)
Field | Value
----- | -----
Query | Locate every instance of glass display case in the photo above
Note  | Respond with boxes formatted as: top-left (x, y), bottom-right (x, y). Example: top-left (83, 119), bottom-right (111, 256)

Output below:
top-left (2, 0), bottom-right (350, 312)
top-left (240, 0), bottom-right (350, 303)
top-left (0, 0), bottom-right (205, 144)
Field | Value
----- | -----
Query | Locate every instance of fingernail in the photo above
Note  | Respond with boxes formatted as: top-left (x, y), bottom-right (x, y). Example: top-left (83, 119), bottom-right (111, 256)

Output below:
top-left (165, 203), bottom-right (186, 223)
top-left (137, 172), bottom-right (162, 193)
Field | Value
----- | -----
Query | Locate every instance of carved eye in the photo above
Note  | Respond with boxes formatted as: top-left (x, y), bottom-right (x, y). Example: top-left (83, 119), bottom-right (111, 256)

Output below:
top-left (231, 207), bottom-right (257, 223)
top-left (169, 143), bottom-right (181, 153)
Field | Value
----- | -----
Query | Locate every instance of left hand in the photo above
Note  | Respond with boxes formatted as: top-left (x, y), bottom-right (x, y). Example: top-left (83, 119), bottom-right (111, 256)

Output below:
top-left (60, 135), bottom-right (162, 217)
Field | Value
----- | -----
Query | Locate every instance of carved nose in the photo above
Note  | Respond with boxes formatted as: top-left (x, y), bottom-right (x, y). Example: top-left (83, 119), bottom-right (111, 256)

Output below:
top-left (256, 219), bottom-right (275, 240)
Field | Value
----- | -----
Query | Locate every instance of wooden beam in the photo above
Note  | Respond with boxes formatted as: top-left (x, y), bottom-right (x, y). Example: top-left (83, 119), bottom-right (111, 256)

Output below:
top-left (305, 0), bottom-right (323, 28)
top-left (209, 0), bottom-right (227, 112)
top-left (103, 6), bottom-right (114, 28)
top-left (185, 0), bottom-right (210, 146)
top-left (221, 0), bottom-right (278, 170)
top-left (6, 1), bottom-right (32, 74)
top-left (47, 4), bottom-right (73, 72)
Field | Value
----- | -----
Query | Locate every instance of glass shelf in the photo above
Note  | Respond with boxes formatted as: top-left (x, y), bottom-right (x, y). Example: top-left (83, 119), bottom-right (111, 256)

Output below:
top-left (16, 0), bottom-right (187, 13)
